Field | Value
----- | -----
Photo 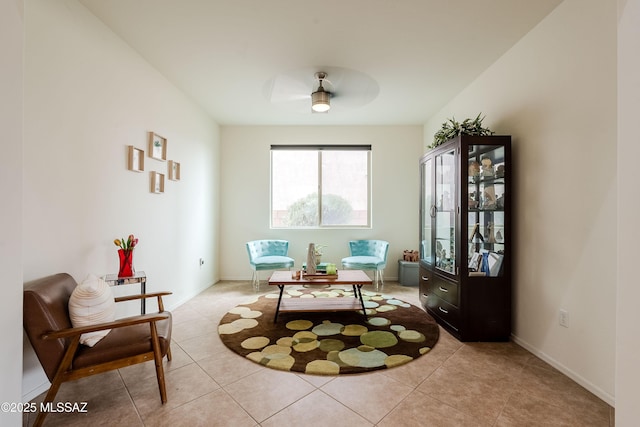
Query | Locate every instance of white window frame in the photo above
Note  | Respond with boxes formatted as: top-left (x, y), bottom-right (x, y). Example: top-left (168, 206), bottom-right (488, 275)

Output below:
top-left (270, 144), bottom-right (372, 229)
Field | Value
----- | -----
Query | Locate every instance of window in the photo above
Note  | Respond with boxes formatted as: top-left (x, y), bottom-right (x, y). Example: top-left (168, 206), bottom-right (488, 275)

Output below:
top-left (271, 145), bottom-right (371, 228)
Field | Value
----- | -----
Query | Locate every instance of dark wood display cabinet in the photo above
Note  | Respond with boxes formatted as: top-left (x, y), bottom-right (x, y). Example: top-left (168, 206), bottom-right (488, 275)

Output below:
top-left (418, 135), bottom-right (512, 341)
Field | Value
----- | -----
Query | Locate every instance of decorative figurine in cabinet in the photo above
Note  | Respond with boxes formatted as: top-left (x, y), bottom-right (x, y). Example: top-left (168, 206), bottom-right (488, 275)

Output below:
top-left (419, 135), bottom-right (511, 341)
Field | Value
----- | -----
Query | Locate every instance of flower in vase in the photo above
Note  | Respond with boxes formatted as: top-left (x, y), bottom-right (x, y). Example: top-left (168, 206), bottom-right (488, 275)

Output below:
top-left (314, 244), bottom-right (327, 257)
top-left (114, 234), bottom-right (138, 251)
top-left (313, 244), bottom-right (327, 265)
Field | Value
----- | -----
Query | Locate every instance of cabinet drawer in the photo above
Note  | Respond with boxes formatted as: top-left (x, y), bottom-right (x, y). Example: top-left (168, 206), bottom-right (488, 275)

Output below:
top-left (418, 266), bottom-right (431, 303)
top-left (428, 277), bottom-right (459, 306)
top-left (426, 295), bottom-right (459, 331)
top-left (419, 266), bottom-right (431, 286)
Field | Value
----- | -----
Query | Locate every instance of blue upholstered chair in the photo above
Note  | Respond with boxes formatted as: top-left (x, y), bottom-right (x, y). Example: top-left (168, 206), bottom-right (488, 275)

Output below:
top-left (341, 240), bottom-right (389, 289)
top-left (246, 240), bottom-right (295, 290)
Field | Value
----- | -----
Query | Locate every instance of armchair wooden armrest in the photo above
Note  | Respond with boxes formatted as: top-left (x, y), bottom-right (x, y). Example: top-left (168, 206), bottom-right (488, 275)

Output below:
top-left (42, 312), bottom-right (171, 340)
top-left (115, 291), bottom-right (172, 312)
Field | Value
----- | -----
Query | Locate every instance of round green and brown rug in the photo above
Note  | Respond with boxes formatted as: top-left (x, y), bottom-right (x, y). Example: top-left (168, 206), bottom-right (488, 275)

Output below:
top-left (218, 287), bottom-right (439, 375)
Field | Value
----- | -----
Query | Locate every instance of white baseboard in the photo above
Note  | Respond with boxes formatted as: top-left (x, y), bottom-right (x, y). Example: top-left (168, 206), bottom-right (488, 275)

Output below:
top-left (511, 334), bottom-right (615, 407)
top-left (23, 382), bottom-right (50, 402)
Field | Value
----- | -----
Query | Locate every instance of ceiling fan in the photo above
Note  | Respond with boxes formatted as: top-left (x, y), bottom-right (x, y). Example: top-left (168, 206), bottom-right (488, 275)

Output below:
top-left (263, 66), bottom-right (379, 114)
top-left (311, 72), bottom-right (331, 113)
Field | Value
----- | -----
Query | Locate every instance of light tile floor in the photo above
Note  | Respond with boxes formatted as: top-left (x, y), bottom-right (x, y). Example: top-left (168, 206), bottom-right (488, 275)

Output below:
top-left (27, 281), bottom-right (614, 426)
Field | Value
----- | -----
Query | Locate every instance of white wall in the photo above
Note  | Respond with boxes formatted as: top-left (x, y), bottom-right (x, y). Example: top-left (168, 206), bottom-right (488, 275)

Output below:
top-left (0, 0), bottom-right (24, 425)
top-left (424, 0), bottom-right (616, 404)
top-left (22, 0), bottom-right (221, 400)
top-left (616, 0), bottom-right (640, 423)
top-left (220, 126), bottom-right (423, 282)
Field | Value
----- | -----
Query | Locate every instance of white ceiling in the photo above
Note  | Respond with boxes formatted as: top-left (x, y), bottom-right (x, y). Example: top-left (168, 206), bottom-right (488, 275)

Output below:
top-left (79, 0), bottom-right (563, 126)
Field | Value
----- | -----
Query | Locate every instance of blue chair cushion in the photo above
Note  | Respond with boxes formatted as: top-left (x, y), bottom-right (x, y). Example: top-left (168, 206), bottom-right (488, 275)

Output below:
top-left (341, 255), bottom-right (385, 270)
top-left (251, 255), bottom-right (294, 271)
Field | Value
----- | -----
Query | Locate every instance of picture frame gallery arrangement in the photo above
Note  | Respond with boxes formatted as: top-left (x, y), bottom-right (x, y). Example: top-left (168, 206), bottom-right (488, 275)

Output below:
top-left (127, 131), bottom-right (181, 194)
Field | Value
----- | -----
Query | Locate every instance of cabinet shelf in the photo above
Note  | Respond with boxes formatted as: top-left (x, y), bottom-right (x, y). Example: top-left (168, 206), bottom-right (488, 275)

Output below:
top-left (469, 208), bottom-right (505, 213)
top-left (469, 177), bottom-right (506, 185)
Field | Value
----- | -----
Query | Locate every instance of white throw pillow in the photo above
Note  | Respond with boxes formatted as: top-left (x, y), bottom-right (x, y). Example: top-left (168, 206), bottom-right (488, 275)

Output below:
top-left (68, 274), bottom-right (116, 347)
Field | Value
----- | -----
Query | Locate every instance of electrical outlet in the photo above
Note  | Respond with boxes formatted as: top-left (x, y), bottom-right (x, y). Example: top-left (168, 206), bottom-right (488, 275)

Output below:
top-left (559, 309), bottom-right (569, 328)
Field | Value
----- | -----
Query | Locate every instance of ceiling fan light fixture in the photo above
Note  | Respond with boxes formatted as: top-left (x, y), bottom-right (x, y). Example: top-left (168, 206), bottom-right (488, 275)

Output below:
top-left (311, 72), bottom-right (331, 112)
top-left (311, 89), bottom-right (330, 112)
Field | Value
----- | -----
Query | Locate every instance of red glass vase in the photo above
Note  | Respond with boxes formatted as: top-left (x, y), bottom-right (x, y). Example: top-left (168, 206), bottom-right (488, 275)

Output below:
top-left (118, 249), bottom-right (134, 278)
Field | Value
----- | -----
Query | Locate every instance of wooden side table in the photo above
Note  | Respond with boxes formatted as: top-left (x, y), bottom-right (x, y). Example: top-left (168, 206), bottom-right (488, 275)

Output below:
top-left (103, 271), bottom-right (147, 314)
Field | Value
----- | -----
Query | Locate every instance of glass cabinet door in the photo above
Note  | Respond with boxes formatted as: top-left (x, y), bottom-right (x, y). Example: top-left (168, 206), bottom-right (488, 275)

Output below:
top-left (434, 149), bottom-right (456, 275)
top-left (467, 145), bottom-right (506, 277)
top-left (420, 157), bottom-right (433, 264)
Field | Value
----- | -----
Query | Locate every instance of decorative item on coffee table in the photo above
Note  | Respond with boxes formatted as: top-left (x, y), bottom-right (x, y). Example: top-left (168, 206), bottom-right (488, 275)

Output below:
top-left (313, 244), bottom-right (327, 265)
top-left (306, 243), bottom-right (317, 275)
top-left (303, 244), bottom-right (338, 279)
top-left (303, 263), bottom-right (338, 279)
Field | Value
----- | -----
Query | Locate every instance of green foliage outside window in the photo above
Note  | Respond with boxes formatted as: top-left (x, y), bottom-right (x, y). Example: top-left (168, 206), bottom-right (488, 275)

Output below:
top-left (285, 193), bottom-right (353, 227)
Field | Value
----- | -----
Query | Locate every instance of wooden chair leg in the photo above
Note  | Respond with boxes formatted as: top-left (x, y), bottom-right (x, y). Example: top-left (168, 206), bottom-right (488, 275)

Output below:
top-left (33, 407), bottom-right (48, 427)
top-left (33, 382), bottom-right (57, 427)
top-left (150, 322), bottom-right (167, 403)
top-left (33, 337), bottom-right (81, 427)
top-left (33, 376), bottom-right (65, 427)
top-left (166, 344), bottom-right (172, 361)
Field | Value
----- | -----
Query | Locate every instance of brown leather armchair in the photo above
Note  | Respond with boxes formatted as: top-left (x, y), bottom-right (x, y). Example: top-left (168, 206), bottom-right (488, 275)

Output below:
top-left (23, 273), bottom-right (173, 427)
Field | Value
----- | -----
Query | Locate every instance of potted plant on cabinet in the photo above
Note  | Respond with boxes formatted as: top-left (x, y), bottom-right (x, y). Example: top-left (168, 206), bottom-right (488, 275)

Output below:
top-left (430, 113), bottom-right (494, 149)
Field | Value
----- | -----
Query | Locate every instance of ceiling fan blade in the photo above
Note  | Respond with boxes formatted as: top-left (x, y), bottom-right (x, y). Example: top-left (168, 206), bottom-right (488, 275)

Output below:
top-left (324, 70), bottom-right (379, 108)
top-left (264, 74), bottom-right (310, 103)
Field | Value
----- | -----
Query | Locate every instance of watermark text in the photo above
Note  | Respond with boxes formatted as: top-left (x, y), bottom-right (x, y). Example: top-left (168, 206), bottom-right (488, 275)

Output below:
top-left (1, 401), bottom-right (88, 413)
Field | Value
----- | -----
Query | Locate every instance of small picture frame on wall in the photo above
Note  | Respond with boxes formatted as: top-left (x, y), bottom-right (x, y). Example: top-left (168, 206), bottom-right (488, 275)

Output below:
top-left (127, 146), bottom-right (144, 172)
top-left (150, 171), bottom-right (165, 194)
top-left (148, 132), bottom-right (167, 161)
top-left (168, 160), bottom-right (181, 181)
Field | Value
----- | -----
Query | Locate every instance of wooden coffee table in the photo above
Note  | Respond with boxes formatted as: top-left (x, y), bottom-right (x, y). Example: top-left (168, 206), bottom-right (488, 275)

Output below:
top-left (268, 270), bottom-right (373, 322)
